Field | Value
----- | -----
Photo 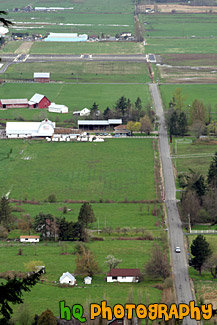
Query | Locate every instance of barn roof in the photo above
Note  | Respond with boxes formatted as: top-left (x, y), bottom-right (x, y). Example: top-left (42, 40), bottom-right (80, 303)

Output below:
top-left (78, 119), bottom-right (122, 126)
top-left (1, 99), bottom-right (28, 105)
top-left (107, 268), bottom-right (140, 277)
top-left (34, 72), bottom-right (50, 78)
top-left (29, 93), bottom-right (46, 104)
top-left (20, 236), bottom-right (40, 239)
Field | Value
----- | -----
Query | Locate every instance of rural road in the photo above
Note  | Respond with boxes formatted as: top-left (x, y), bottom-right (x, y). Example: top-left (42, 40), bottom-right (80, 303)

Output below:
top-left (0, 54), bottom-right (147, 63)
top-left (149, 84), bottom-right (197, 325)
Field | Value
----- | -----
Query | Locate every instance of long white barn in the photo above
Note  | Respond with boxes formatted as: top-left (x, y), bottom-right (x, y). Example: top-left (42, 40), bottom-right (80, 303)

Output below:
top-left (6, 119), bottom-right (56, 138)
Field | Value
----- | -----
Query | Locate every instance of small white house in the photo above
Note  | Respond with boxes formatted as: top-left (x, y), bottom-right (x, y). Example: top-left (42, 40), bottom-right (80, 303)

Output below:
top-left (59, 272), bottom-right (76, 285)
top-left (48, 103), bottom-right (68, 114)
top-left (73, 108), bottom-right (90, 117)
top-left (84, 276), bottom-right (92, 284)
top-left (20, 236), bottom-right (40, 243)
top-left (106, 269), bottom-right (140, 283)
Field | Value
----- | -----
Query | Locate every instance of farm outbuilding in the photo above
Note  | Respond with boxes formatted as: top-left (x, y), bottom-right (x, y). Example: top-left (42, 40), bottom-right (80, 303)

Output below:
top-left (34, 72), bottom-right (50, 83)
top-left (0, 99), bottom-right (29, 109)
top-left (29, 93), bottom-right (51, 109)
top-left (59, 272), bottom-right (76, 285)
top-left (78, 119), bottom-right (122, 130)
top-left (45, 32), bottom-right (88, 42)
top-left (20, 236), bottom-right (40, 243)
top-left (48, 103), bottom-right (68, 113)
top-left (73, 108), bottom-right (90, 117)
top-left (6, 119), bottom-right (56, 138)
top-left (106, 269), bottom-right (140, 283)
top-left (84, 276), bottom-right (92, 284)
top-left (114, 125), bottom-right (131, 136)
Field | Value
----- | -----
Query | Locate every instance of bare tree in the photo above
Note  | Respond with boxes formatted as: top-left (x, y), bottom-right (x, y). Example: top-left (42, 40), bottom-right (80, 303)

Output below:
top-left (145, 245), bottom-right (170, 279)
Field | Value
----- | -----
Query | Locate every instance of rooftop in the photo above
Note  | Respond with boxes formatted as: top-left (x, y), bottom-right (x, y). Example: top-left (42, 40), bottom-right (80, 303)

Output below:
top-left (107, 268), bottom-right (140, 277)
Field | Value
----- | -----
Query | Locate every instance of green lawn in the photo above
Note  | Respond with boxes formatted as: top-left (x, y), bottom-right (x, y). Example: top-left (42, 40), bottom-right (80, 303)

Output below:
top-left (29, 41), bottom-right (144, 55)
top-left (2, 61), bottom-right (149, 83)
top-left (0, 139), bottom-right (156, 201)
top-left (0, 83), bottom-right (151, 117)
top-left (160, 84), bottom-right (217, 112)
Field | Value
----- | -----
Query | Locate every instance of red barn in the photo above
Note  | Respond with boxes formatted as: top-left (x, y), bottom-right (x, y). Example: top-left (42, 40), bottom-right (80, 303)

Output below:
top-left (34, 72), bottom-right (50, 83)
top-left (29, 93), bottom-right (51, 109)
top-left (0, 98), bottom-right (28, 109)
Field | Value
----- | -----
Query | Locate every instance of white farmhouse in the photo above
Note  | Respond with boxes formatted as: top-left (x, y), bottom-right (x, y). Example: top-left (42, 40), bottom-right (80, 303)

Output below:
top-left (84, 276), bottom-right (92, 284)
top-left (20, 236), bottom-right (40, 243)
top-left (106, 269), bottom-right (140, 283)
top-left (6, 119), bottom-right (56, 138)
top-left (59, 272), bottom-right (76, 285)
top-left (48, 103), bottom-right (68, 114)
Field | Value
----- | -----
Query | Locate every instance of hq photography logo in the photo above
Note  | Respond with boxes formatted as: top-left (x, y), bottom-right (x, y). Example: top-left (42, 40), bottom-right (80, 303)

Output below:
top-left (59, 300), bottom-right (215, 322)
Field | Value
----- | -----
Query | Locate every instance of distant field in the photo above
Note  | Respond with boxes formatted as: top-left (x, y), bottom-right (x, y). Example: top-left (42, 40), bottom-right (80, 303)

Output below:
top-left (0, 83), bottom-right (151, 119)
top-left (170, 139), bottom-right (217, 176)
top-left (10, 202), bottom-right (162, 232)
top-left (0, 139), bottom-right (156, 201)
top-left (160, 84), bottom-right (217, 112)
top-left (2, 61), bottom-right (150, 83)
top-left (146, 38), bottom-right (217, 54)
top-left (161, 54), bottom-right (217, 67)
top-left (0, 239), bottom-right (162, 318)
top-left (141, 14), bottom-right (217, 38)
top-left (29, 41), bottom-right (145, 55)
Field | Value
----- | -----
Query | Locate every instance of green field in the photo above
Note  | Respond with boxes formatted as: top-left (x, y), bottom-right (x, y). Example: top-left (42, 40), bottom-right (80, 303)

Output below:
top-left (0, 83), bottom-right (151, 120)
top-left (0, 239), bottom-right (163, 318)
top-left (170, 138), bottom-right (217, 176)
top-left (10, 202), bottom-right (162, 231)
top-left (141, 14), bottom-right (217, 38)
top-left (0, 139), bottom-right (156, 201)
top-left (2, 61), bottom-right (149, 83)
top-left (160, 84), bottom-right (217, 112)
top-left (28, 41), bottom-right (144, 55)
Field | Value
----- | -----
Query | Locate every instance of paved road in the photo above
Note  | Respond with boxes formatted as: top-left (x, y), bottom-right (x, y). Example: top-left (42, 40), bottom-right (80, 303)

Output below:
top-left (149, 84), bottom-right (197, 325)
top-left (0, 54), bottom-right (147, 63)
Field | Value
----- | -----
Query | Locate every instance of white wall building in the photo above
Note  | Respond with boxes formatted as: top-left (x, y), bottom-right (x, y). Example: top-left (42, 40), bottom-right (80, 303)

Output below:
top-left (20, 236), bottom-right (40, 243)
top-left (59, 272), bottom-right (76, 285)
top-left (106, 269), bottom-right (140, 283)
top-left (73, 108), bottom-right (90, 117)
top-left (6, 119), bottom-right (56, 138)
top-left (48, 103), bottom-right (68, 114)
top-left (84, 276), bottom-right (92, 284)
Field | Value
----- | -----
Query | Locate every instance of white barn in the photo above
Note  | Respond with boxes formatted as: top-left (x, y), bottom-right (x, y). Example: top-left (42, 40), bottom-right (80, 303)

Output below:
top-left (20, 236), bottom-right (40, 243)
top-left (6, 119), bottom-right (56, 138)
top-left (59, 272), bottom-right (76, 285)
top-left (73, 108), bottom-right (90, 117)
top-left (106, 269), bottom-right (140, 283)
top-left (48, 103), bottom-right (68, 114)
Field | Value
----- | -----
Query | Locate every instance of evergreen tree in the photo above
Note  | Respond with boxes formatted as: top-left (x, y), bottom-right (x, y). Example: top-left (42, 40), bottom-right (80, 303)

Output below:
top-left (178, 111), bottom-right (188, 136)
top-left (135, 97), bottom-right (142, 111)
top-left (78, 203), bottom-right (95, 228)
top-left (115, 96), bottom-right (128, 116)
top-left (191, 235), bottom-right (212, 275)
top-left (207, 152), bottom-right (217, 187)
top-left (0, 196), bottom-right (12, 229)
top-left (90, 102), bottom-right (99, 119)
top-left (103, 107), bottom-right (111, 119)
top-left (167, 109), bottom-right (179, 136)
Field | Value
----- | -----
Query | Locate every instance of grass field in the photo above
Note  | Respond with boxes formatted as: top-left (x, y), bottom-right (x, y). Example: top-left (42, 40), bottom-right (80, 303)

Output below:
top-left (141, 14), bottom-right (217, 38)
top-left (10, 202), bottom-right (162, 231)
top-left (0, 139), bottom-right (156, 201)
top-left (170, 138), bottom-right (217, 176)
top-left (28, 41), bottom-right (145, 55)
top-left (2, 61), bottom-right (150, 83)
top-left (0, 83), bottom-right (151, 119)
top-left (0, 239), bottom-right (163, 318)
top-left (160, 84), bottom-right (217, 112)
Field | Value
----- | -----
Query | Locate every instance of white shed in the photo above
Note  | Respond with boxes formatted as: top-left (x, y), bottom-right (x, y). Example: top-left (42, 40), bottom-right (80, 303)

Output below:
top-left (20, 236), bottom-right (40, 243)
top-left (73, 108), bottom-right (90, 117)
top-left (48, 103), bottom-right (68, 114)
top-left (59, 272), bottom-right (76, 285)
top-left (84, 276), bottom-right (92, 284)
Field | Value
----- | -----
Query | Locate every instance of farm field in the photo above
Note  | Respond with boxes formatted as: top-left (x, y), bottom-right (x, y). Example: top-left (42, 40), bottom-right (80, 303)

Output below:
top-left (10, 202), bottom-right (162, 232)
top-left (145, 38), bottom-right (217, 55)
top-left (0, 83), bottom-right (151, 118)
top-left (160, 84), bottom-right (217, 112)
top-left (2, 61), bottom-right (150, 83)
top-left (28, 41), bottom-right (145, 55)
top-left (161, 54), bottom-right (217, 67)
top-left (0, 139), bottom-right (156, 202)
top-left (141, 14), bottom-right (217, 38)
top-left (169, 138), bottom-right (217, 176)
top-left (0, 239), bottom-right (163, 318)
